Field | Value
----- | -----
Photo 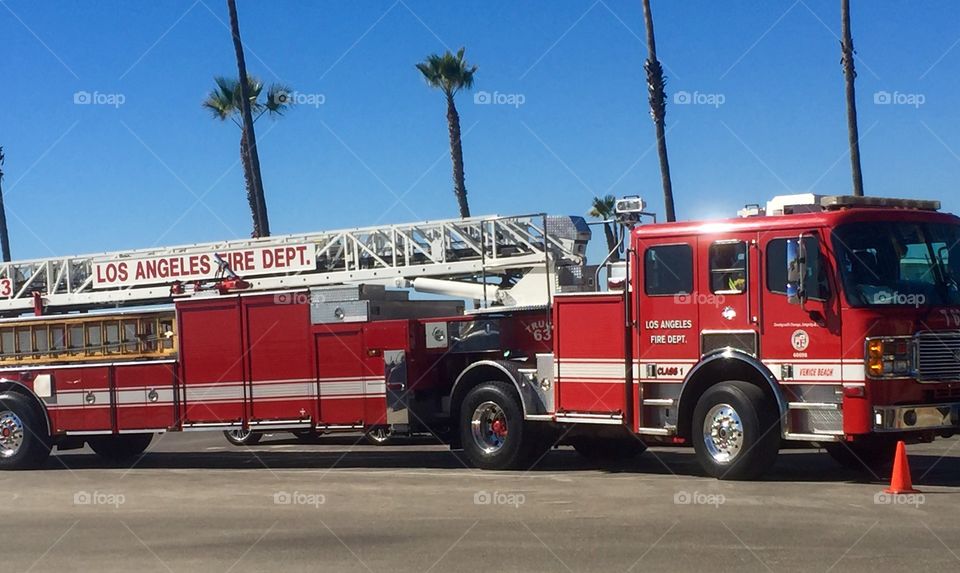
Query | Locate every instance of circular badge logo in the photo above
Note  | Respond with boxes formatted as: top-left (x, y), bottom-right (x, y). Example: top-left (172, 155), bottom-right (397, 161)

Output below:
top-left (791, 329), bottom-right (810, 352)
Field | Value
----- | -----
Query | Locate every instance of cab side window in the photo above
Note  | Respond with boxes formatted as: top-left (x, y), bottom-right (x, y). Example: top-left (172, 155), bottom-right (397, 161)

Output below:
top-left (644, 244), bottom-right (693, 296)
top-left (767, 237), bottom-right (829, 301)
top-left (709, 242), bottom-right (747, 294)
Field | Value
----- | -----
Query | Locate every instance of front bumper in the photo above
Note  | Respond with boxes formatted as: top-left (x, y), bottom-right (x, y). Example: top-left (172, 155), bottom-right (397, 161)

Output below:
top-left (873, 402), bottom-right (960, 432)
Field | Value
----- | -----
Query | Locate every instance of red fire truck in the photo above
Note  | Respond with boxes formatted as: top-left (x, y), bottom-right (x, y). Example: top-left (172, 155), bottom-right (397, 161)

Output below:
top-left (0, 195), bottom-right (958, 479)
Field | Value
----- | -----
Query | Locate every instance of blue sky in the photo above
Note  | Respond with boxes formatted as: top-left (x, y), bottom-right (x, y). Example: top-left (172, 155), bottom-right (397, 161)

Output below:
top-left (2, 0), bottom-right (960, 262)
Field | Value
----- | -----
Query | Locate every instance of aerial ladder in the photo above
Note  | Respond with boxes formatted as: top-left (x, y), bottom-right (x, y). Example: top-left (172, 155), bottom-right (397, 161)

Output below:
top-left (0, 214), bottom-right (593, 318)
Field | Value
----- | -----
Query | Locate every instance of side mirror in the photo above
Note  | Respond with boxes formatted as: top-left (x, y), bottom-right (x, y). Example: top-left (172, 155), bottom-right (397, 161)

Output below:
top-left (786, 238), bottom-right (807, 305)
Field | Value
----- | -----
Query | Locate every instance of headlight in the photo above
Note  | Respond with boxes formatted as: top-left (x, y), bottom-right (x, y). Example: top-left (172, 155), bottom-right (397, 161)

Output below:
top-left (865, 336), bottom-right (915, 378)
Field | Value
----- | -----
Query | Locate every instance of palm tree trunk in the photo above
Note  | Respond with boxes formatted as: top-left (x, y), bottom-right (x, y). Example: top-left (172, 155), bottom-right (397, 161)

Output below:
top-left (0, 147), bottom-right (9, 262)
top-left (240, 133), bottom-right (263, 237)
top-left (841, 0), bottom-right (865, 196)
top-left (445, 92), bottom-right (471, 218)
top-left (603, 223), bottom-right (620, 262)
top-left (227, 0), bottom-right (271, 236)
top-left (641, 0), bottom-right (676, 223)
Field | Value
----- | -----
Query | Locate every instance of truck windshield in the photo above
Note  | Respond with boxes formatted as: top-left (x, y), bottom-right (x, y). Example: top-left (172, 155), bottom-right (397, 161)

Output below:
top-left (833, 221), bottom-right (960, 307)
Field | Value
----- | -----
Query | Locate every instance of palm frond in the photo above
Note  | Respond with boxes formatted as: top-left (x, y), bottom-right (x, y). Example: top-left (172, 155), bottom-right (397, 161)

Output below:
top-left (416, 48), bottom-right (477, 96)
top-left (263, 83), bottom-right (294, 116)
top-left (589, 195), bottom-right (617, 219)
top-left (203, 75), bottom-right (273, 120)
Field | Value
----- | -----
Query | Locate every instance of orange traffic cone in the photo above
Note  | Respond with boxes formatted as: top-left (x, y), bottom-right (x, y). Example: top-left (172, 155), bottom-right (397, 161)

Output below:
top-left (884, 440), bottom-right (921, 494)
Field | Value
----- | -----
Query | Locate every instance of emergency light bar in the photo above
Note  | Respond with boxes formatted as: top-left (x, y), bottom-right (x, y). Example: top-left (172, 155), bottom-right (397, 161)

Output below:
top-left (764, 194), bottom-right (941, 216)
top-left (820, 195), bottom-right (941, 211)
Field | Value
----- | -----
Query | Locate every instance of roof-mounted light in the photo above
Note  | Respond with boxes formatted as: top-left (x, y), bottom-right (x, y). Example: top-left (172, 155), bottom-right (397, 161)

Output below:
top-left (764, 194), bottom-right (941, 216)
top-left (820, 195), bottom-right (941, 211)
top-left (615, 196), bottom-right (653, 226)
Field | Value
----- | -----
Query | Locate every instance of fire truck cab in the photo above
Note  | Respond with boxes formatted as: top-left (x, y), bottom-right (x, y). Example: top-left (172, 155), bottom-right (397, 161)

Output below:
top-left (547, 194), bottom-right (960, 478)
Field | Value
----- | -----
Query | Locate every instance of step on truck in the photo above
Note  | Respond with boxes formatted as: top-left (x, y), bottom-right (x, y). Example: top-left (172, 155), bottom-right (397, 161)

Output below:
top-left (0, 196), bottom-right (958, 479)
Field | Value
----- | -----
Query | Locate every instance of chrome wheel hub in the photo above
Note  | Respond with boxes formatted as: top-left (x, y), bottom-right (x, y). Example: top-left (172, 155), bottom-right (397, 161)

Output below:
top-left (703, 403), bottom-right (743, 463)
top-left (471, 401), bottom-right (508, 454)
top-left (0, 410), bottom-right (24, 458)
top-left (228, 429), bottom-right (252, 441)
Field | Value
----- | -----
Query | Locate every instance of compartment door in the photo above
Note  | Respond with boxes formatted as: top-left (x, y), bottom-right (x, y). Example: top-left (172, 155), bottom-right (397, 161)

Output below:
top-left (245, 298), bottom-right (315, 423)
top-left (178, 298), bottom-right (245, 424)
top-left (315, 329), bottom-right (366, 425)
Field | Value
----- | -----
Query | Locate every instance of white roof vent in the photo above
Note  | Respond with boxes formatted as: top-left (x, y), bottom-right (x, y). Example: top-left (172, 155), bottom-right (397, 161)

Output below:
top-left (766, 194), bottom-right (824, 216)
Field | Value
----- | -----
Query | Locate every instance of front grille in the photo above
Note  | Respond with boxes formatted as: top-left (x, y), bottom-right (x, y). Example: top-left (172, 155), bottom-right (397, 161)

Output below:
top-left (916, 331), bottom-right (960, 382)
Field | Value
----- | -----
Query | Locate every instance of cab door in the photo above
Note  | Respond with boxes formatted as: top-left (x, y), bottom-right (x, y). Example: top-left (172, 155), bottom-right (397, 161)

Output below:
top-left (635, 238), bottom-right (699, 431)
top-left (759, 231), bottom-right (844, 435)
top-left (697, 233), bottom-right (761, 357)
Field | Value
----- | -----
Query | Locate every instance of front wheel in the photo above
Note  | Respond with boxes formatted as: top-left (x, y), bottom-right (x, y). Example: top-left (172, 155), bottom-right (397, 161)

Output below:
top-left (223, 429), bottom-right (262, 446)
top-left (691, 381), bottom-right (780, 480)
top-left (0, 393), bottom-right (51, 470)
top-left (460, 381), bottom-right (550, 470)
top-left (88, 434), bottom-right (153, 462)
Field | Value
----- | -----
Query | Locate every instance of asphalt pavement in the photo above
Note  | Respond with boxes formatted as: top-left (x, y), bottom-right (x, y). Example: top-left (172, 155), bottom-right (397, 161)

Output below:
top-left (2, 432), bottom-right (958, 572)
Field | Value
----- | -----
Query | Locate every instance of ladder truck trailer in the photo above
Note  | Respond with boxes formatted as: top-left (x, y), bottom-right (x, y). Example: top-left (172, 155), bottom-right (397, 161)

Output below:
top-left (0, 196), bottom-right (959, 479)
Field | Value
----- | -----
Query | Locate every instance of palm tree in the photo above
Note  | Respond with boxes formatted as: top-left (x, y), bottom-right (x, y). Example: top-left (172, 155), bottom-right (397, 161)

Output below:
top-left (416, 48), bottom-right (477, 218)
top-left (203, 77), bottom-right (290, 237)
top-left (589, 195), bottom-right (620, 262)
top-left (841, 0), bottom-right (865, 196)
top-left (226, 0), bottom-right (272, 236)
top-left (641, 0), bottom-right (677, 222)
top-left (0, 146), bottom-right (10, 261)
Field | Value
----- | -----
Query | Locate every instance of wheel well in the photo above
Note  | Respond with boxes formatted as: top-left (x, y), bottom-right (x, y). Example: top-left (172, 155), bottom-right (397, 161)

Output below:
top-left (0, 380), bottom-right (52, 436)
top-left (676, 358), bottom-right (785, 440)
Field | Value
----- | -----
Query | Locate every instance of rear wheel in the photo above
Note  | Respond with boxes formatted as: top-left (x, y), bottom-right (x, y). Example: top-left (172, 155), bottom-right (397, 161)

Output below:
top-left (88, 434), bottom-right (153, 462)
top-left (0, 392), bottom-right (51, 470)
top-left (223, 429), bottom-right (262, 446)
top-left (692, 381), bottom-right (780, 480)
top-left (364, 426), bottom-right (393, 446)
top-left (460, 381), bottom-right (550, 470)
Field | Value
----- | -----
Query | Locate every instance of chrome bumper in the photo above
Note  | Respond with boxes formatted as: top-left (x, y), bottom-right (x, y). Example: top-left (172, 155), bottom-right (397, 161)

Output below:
top-left (873, 402), bottom-right (960, 432)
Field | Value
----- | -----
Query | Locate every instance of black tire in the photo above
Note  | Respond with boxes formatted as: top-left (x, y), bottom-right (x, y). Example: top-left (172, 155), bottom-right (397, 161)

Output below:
top-left (364, 426), bottom-right (393, 446)
top-left (571, 436), bottom-right (646, 462)
top-left (223, 429), bottom-right (262, 446)
top-left (825, 438), bottom-right (897, 473)
top-left (0, 392), bottom-right (52, 470)
top-left (460, 381), bottom-right (550, 470)
top-left (88, 434), bottom-right (153, 462)
top-left (691, 381), bottom-right (781, 480)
